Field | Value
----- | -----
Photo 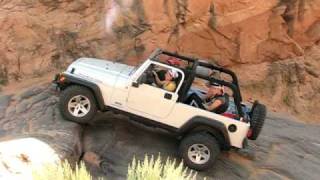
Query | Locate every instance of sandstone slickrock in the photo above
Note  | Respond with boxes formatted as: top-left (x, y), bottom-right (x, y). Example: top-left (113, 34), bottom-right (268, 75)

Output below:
top-left (0, 138), bottom-right (60, 180)
top-left (0, 0), bottom-right (320, 178)
top-left (0, 83), bottom-right (320, 179)
top-left (0, 84), bottom-right (82, 178)
top-left (83, 112), bottom-right (320, 180)
top-left (83, 151), bottom-right (102, 167)
top-left (0, 95), bottom-right (11, 119)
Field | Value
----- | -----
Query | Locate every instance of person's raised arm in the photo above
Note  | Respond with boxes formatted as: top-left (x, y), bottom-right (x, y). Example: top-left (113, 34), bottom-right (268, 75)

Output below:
top-left (152, 71), bottom-right (165, 86)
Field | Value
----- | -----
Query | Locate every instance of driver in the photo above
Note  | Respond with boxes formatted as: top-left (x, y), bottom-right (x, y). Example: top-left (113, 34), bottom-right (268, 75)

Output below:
top-left (152, 69), bottom-right (178, 92)
top-left (186, 82), bottom-right (229, 114)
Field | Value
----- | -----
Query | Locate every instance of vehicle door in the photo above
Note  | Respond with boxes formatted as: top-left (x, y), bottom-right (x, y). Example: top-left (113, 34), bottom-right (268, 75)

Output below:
top-left (126, 62), bottom-right (184, 119)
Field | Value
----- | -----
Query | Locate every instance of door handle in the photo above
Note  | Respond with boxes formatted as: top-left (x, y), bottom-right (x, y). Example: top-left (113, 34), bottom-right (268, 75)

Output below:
top-left (164, 93), bottom-right (172, 100)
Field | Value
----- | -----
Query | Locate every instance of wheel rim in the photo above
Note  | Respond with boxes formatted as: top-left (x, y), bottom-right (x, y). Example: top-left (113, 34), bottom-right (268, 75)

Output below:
top-left (68, 95), bottom-right (91, 117)
top-left (187, 144), bottom-right (210, 165)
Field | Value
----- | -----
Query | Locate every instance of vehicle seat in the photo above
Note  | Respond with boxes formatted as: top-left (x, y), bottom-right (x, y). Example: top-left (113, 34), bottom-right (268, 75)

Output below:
top-left (185, 93), bottom-right (230, 114)
top-left (184, 93), bottom-right (205, 109)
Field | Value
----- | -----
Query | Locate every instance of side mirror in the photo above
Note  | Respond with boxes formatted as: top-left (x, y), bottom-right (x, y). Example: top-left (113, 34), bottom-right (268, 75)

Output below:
top-left (132, 76), bottom-right (144, 87)
top-left (132, 81), bottom-right (139, 88)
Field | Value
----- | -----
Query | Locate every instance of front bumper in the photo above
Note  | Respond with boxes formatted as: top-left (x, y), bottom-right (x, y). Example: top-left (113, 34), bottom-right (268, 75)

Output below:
top-left (51, 73), bottom-right (64, 92)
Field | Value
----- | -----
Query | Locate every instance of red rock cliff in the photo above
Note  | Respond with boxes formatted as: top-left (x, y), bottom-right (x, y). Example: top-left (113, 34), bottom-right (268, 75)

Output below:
top-left (0, 0), bottom-right (319, 121)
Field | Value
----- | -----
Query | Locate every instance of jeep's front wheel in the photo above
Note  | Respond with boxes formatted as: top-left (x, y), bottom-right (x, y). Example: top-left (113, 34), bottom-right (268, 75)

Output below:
top-left (179, 133), bottom-right (220, 171)
top-left (59, 85), bottom-right (97, 124)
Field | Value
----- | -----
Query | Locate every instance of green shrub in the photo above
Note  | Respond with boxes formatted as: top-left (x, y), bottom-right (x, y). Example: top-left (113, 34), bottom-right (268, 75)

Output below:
top-left (32, 156), bottom-right (198, 180)
top-left (32, 160), bottom-right (94, 180)
top-left (127, 155), bottom-right (197, 180)
top-left (283, 94), bottom-right (291, 106)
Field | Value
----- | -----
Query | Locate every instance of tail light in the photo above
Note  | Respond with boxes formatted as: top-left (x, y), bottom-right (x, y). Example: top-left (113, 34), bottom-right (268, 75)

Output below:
top-left (247, 128), bottom-right (253, 138)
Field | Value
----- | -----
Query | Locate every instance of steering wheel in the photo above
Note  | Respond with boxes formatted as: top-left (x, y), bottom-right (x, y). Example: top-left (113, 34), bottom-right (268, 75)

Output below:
top-left (145, 68), bottom-right (156, 85)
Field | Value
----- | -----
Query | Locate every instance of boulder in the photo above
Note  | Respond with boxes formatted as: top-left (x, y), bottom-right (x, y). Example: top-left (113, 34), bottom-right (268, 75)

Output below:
top-left (0, 84), bottom-right (83, 178)
top-left (0, 138), bottom-right (60, 180)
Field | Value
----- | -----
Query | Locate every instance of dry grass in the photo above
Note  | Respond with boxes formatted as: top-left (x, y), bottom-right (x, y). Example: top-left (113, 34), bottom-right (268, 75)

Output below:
top-left (32, 155), bottom-right (198, 180)
top-left (127, 155), bottom-right (197, 180)
top-left (32, 160), bottom-right (98, 180)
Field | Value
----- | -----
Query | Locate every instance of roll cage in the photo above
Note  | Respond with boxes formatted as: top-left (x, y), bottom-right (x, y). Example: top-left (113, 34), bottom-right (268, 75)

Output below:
top-left (149, 48), bottom-right (245, 118)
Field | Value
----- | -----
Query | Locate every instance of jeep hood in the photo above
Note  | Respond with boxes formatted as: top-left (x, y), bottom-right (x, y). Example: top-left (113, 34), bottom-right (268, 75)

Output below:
top-left (69, 58), bottom-right (135, 76)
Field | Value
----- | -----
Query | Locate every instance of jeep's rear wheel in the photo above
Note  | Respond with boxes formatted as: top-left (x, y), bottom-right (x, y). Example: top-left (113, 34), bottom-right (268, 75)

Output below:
top-left (179, 133), bottom-right (220, 171)
top-left (59, 85), bottom-right (97, 124)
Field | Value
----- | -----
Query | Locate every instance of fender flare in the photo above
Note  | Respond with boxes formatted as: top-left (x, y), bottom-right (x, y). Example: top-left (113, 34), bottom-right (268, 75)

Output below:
top-left (178, 116), bottom-right (230, 149)
top-left (60, 74), bottom-right (106, 111)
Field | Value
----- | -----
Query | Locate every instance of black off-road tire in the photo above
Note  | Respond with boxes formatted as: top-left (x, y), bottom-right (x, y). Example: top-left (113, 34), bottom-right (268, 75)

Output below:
top-left (179, 133), bottom-right (221, 171)
top-left (248, 102), bottom-right (266, 140)
top-left (59, 85), bottom-right (97, 124)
